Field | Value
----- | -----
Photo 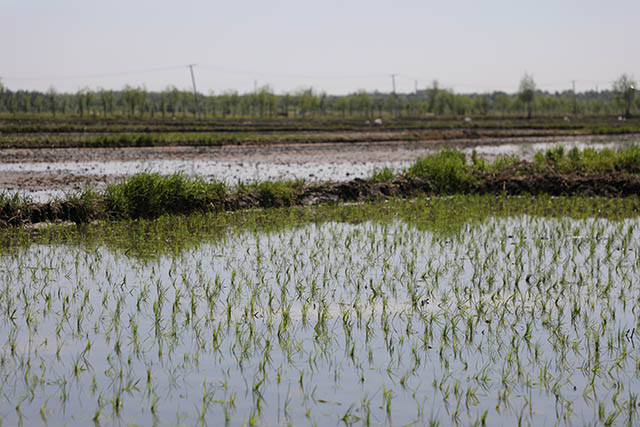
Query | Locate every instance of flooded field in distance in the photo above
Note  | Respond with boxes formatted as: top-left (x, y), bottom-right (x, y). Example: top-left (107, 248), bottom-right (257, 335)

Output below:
top-left (2, 134), bottom-right (639, 201)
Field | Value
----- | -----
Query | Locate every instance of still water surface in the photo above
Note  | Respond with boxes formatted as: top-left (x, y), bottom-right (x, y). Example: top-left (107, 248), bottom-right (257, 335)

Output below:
top-left (2, 213), bottom-right (640, 425)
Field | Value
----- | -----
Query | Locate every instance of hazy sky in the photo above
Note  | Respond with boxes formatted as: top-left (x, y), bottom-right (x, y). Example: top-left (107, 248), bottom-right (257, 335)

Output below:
top-left (2, 0), bottom-right (638, 95)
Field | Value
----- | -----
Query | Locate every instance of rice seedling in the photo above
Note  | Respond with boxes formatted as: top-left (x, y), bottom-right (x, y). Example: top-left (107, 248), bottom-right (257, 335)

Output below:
top-left (2, 196), bottom-right (640, 424)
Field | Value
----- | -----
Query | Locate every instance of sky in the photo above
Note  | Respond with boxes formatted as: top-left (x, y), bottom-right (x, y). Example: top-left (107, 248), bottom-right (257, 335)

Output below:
top-left (1, 0), bottom-right (639, 95)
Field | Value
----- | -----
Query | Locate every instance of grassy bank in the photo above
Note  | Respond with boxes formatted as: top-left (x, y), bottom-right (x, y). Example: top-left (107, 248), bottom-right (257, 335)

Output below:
top-left (3, 145), bottom-right (640, 226)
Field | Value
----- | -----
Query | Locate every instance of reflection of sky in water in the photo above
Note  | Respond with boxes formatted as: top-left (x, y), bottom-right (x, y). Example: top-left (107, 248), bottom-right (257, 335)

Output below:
top-left (2, 216), bottom-right (640, 425)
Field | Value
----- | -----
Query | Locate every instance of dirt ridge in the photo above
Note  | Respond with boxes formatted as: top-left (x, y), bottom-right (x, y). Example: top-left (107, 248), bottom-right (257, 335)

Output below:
top-left (3, 172), bottom-right (640, 226)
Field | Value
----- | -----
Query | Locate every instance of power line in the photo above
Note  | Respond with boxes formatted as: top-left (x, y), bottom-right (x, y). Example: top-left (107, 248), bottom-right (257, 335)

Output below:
top-left (1, 63), bottom-right (632, 94)
top-left (2, 65), bottom-right (186, 82)
top-left (198, 64), bottom-right (385, 80)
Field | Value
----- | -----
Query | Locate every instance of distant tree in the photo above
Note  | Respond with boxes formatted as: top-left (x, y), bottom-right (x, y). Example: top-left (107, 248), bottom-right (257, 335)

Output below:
top-left (218, 93), bottom-right (230, 118)
top-left (451, 94), bottom-right (471, 116)
top-left (84, 88), bottom-right (95, 117)
top-left (255, 85), bottom-right (277, 117)
top-left (612, 73), bottom-right (636, 118)
top-left (280, 93), bottom-right (292, 117)
top-left (34, 94), bottom-right (44, 113)
top-left (18, 92), bottom-right (31, 113)
top-left (335, 96), bottom-right (348, 118)
top-left (207, 91), bottom-right (216, 118)
top-left (493, 93), bottom-right (511, 116)
top-left (60, 95), bottom-right (69, 115)
top-left (158, 92), bottom-right (167, 118)
top-left (0, 80), bottom-right (4, 111)
top-left (121, 85), bottom-right (137, 117)
top-left (136, 87), bottom-right (148, 118)
top-left (75, 88), bottom-right (86, 117)
top-left (589, 98), bottom-right (605, 115)
top-left (405, 99), bottom-right (418, 118)
top-left (427, 80), bottom-right (440, 113)
top-left (518, 73), bottom-right (536, 119)
top-left (47, 87), bottom-right (57, 117)
top-left (318, 92), bottom-right (327, 115)
top-left (384, 93), bottom-right (397, 117)
top-left (297, 88), bottom-right (318, 117)
top-left (432, 89), bottom-right (453, 115)
top-left (148, 97), bottom-right (156, 118)
top-left (179, 90), bottom-right (189, 117)
top-left (8, 93), bottom-right (17, 115)
top-left (474, 94), bottom-right (491, 116)
top-left (164, 86), bottom-right (179, 117)
top-left (353, 90), bottom-right (372, 117)
top-left (239, 95), bottom-right (252, 116)
top-left (98, 88), bottom-right (115, 117)
top-left (441, 91), bottom-right (456, 115)
top-left (418, 100), bottom-right (429, 117)
top-left (373, 97), bottom-right (384, 117)
top-left (229, 91), bottom-right (240, 117)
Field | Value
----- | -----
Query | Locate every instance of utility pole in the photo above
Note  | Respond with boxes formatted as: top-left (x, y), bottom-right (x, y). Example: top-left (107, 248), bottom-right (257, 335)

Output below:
top-left (572, 80), bottom-right (577, 116)
top-left (414, 80), bottom-right (418, 94)
top-left (188, 64), bottom-right (202, 120)
top-left (390, 74), bottom-right (398, 118)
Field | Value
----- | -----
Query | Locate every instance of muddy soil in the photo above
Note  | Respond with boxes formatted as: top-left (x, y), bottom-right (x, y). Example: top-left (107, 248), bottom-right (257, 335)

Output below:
top-left (1, 134), bottom-right (639, 194)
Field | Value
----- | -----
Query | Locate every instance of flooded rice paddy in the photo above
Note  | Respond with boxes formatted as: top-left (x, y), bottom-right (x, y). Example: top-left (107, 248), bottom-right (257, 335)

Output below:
top-left (2, 203), bottom-right (640, 425)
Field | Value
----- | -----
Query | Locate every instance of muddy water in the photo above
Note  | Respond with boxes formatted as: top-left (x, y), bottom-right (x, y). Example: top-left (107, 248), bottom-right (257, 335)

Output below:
top-left (1, 134), bottom-right (639, 201)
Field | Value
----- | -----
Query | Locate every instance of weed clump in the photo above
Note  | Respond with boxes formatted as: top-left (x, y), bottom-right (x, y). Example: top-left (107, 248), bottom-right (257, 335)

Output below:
top-left (368, 167), bottom-right (396, 183)
top-left (105, 173), bottom-right (226, 219)
top-left (405, 149), bottom-right (475, 193)
top-left (0, 193), bottom-right (28, 226)
top-left (62, 188), bottom-right (106, 222)
top-left (533, 145), bottom-right (640, 174)
top-left (238, 180), bottom-right (304, 208)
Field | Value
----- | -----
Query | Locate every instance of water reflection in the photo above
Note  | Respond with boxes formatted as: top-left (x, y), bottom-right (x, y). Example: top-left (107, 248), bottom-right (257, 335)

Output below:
top-left (2, 213), bottom-right (640, 425)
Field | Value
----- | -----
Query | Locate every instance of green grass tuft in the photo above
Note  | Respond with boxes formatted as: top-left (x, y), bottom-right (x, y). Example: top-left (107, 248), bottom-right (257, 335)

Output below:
top-left (368, 167), bottom-right (396, 182)
top-left (104, 173), bottom-right (227, 219)
top-left (405, 149), bottom-right (476, 193)
top-left (244, 180), bottom-right (304, 208)
top-left (533, 144), bottom-right (640, 173)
